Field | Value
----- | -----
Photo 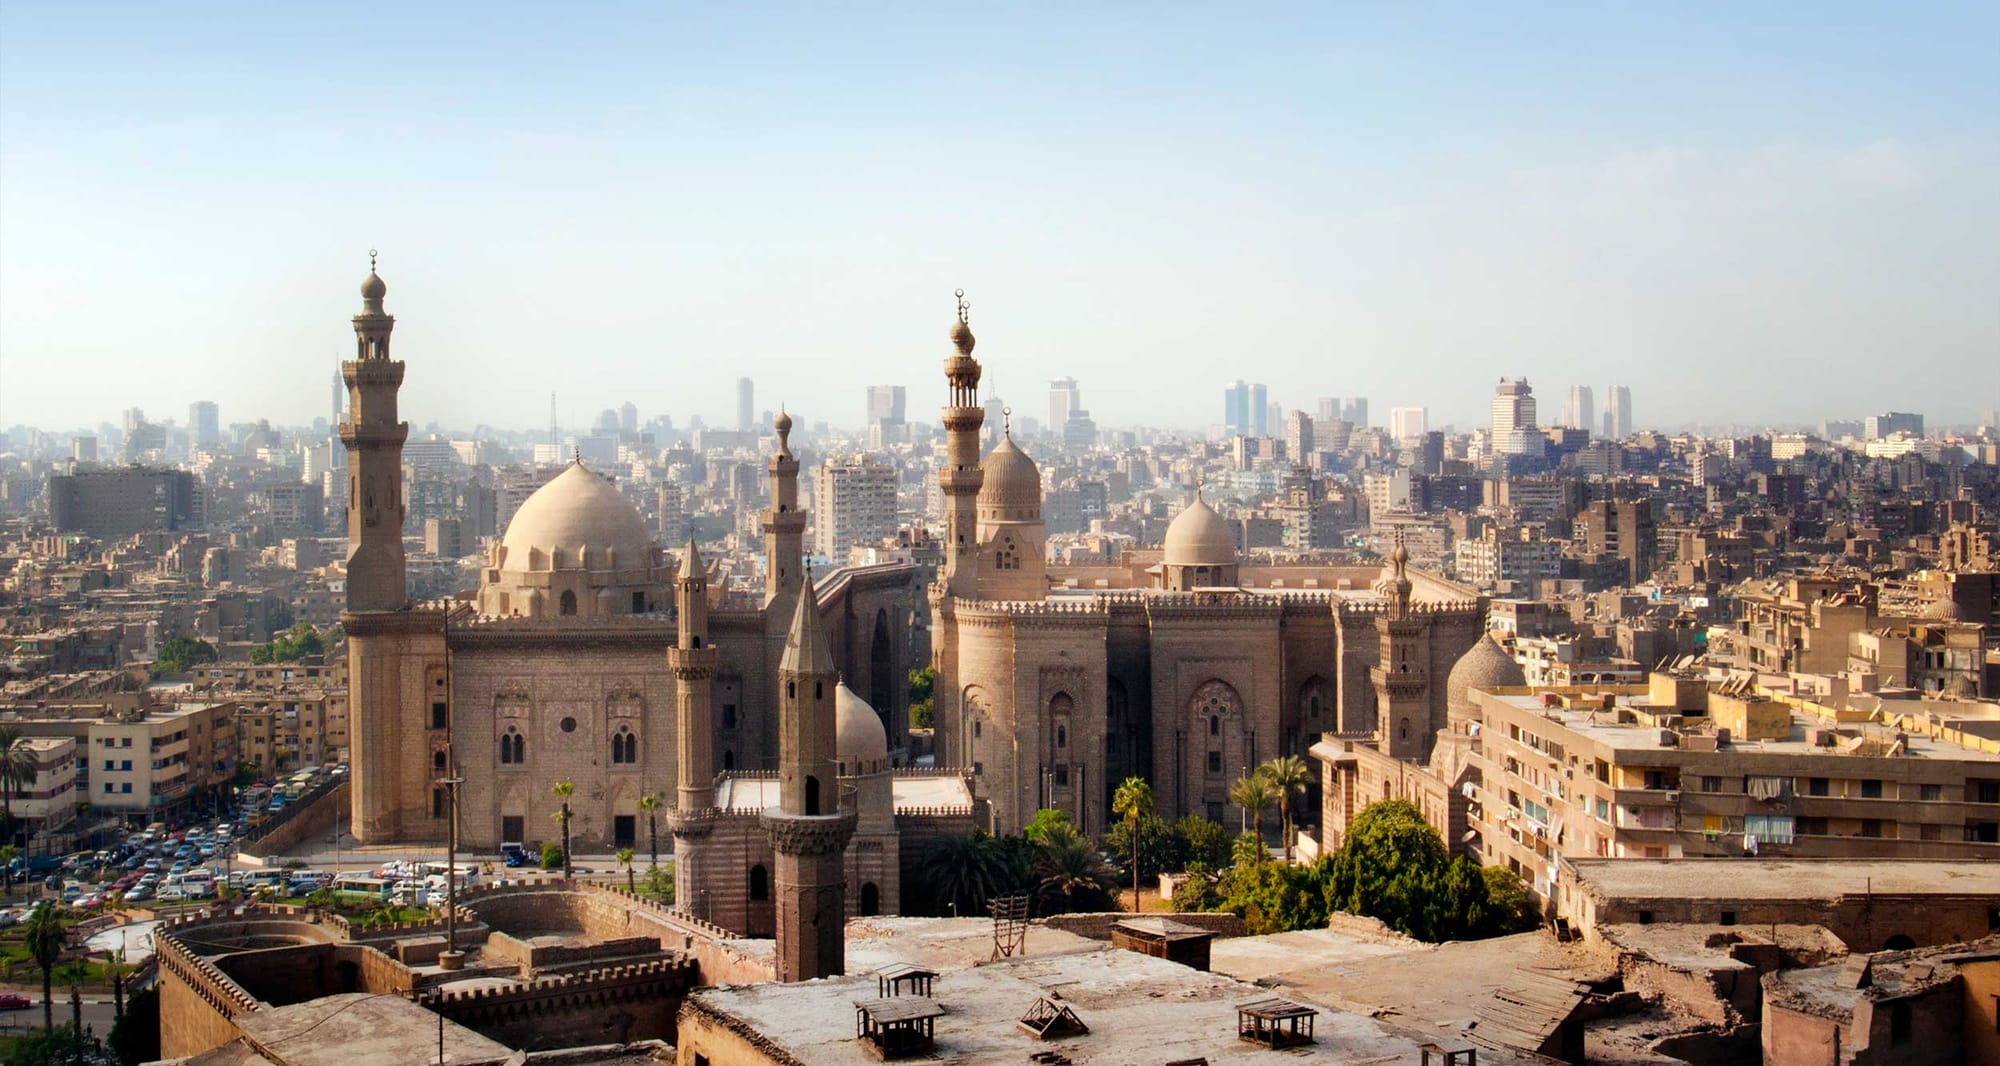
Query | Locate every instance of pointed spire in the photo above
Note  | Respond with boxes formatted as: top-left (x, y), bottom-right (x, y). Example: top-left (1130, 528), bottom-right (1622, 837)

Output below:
top-left (780, 571), bottom-right (834, 675)
top-left (681, 536), bottom-right (704, 584)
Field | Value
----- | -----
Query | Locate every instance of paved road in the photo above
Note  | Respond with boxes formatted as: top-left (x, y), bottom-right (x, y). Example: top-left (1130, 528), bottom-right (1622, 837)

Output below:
top-left (0, 996), bottom-right (122, 1038)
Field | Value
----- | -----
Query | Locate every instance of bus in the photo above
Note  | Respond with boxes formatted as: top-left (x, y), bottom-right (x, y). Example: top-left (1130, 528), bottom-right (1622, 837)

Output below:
top-left (331, 875), bottom-right (392, 903)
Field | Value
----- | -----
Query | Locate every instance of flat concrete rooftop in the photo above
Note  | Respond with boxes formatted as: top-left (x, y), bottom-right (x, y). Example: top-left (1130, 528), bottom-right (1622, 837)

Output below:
top-left (1570, 858), bottom-right (2000, 901)
top-left (230, 993), bottom-right (513, 1066)
top-left (1488, 692), bottom-right (2000, 762)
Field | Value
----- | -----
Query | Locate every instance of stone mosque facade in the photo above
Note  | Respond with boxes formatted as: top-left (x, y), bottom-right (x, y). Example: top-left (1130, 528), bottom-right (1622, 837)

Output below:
top-left (338, 263), bottom-right (1496, 975)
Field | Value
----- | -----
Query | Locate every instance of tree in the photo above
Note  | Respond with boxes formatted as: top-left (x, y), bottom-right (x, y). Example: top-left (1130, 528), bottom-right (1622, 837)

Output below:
top-left (24, 903), bottom-right (65, 1031)
top-left (151, 636), bottom-right (216, 677)
top-left (617, 847), bottom-right (636, 892)
top-left (1021, 808), bottom-right (1074, 847)
top-left (645, 864), bottom-right (674, 904)
top-left (1030, 824), bottom-right (1119, 915)
top-left (1323, 799), bottom-right (1452, 941)
top-left (637, 792), bottom-right (662, 874)
top-left (57, 958), bottom-right (92, 1034)
top-left (907, 666), bottom-right (936, 730)
top-left (0, 726), bottom-right (38, 835)
top-left (1229, 769), bottom-right (1278, 846)
top-left (1110, 776), bottom-right (1154, 911)
top-left (540, 843), bottom-right (565, 871)
top-left (1480, 865), bottom-right (1542, 935)
top-left (919, 831), bottom-right (1025, 917)
top-left (1176, 814), bottom-right (1232, 871)
top-left (103, 947), bottom-right (131, 1018)
top-left (249, 624), bottom-right (326, 665)
top-left (0, 842), bottom-right (17, 897)
top-left (551, 780), bottom-right (575, 880)
top-left (1260, 755), bottom-right (1310, 862)
top-left (109, 986), bottom-right (161, 1065)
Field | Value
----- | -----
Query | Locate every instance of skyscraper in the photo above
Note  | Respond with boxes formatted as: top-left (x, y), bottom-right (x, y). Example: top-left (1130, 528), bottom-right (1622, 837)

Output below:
top-left (1317, 397), bottom-right (1341, 424)
top-left (812, 454), bottom-right (898, 560)
top-left (1251, 383), bottom-right (1270, 436)
top-left (619, 401), bottom-right (638, 434)
top-left (188, 401), bottom-right (220, 447)
top-left (1563, 385), bottom-right (1595, 431)
top-left (1049, 377), bottom-right (1080, 433)
top-left (1602, 385), bottom-right (1632, 439)
top-left (1389, 406), bottom-right (1428, 440)
top-left (1224, 381), bottom-right (1252, 436)
top-left (1285, 410), bottom-right (1314, 461)
top-left (736, 377), bottom-right (755, 431)
top-left (866, 385), bottom-right (906, 447)
top-left (1342, 397), bottom-right (1369, 428)
top-left (1490, 378), bottom-right (1543, 456)
top-left (331, 370), bottom-right (345, 427)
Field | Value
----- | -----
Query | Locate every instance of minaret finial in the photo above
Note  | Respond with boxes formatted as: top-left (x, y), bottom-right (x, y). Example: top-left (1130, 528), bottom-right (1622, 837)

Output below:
top-left (572, 445), bottom-right (581, 466)
top-left (369, 248), bottom-right (378, 272)
top-left (956, 288), bottom-right (969, 325)
top-left (1002, 406), bottom-right (1012, 436)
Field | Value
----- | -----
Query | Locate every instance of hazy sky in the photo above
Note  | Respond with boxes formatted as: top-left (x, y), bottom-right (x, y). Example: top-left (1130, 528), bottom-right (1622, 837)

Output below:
top-left (3, 3), bottom-right (1996, 435)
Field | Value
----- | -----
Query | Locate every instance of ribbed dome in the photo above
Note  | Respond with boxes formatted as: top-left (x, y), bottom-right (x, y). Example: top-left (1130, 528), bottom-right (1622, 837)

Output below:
top-left (499, 462), bottom-right (655, 569)
top-left (1163, 494), bottom-right (1236, 567)
top-left (835, 682), bottom-right (889, 774)
top-left (1446, 633), bottom-right (1527, 715)
top-left (978, 433), bottom-right (1041, 510)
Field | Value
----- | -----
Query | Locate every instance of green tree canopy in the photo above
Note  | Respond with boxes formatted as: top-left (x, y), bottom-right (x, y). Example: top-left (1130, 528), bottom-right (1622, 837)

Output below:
top-left (907, 665), bottom-right (936, 729)
top-left (152, 636), bottom-right (217, 676)
top-left (249, 624), bottom-right (326, 665)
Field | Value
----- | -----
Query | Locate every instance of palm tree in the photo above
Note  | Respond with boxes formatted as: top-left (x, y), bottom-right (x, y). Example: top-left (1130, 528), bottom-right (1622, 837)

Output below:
top-left (1111, 777), bottom-right (1154, 911)
top-left (24, 903), bottom-right (65, 1031)
top-left (1230, 769), bottom-right (1278, 848)
top-left (0, 726), bottom-right (37, 844)
top-left (57, 958), bottom-right (92, 1034)
top-left (103, 947), bottom-right (130, 1019)
top-left (0, 843), bottom-right (16, 898)
top-left (637, 792), bottom-right (662, 874)
top-left (616, 847), bottom-right (636, 892)
top-left (920, 832), bottom-right (1017, 916)
top-left (551, 781), bottom-right (575, 881)
top-left (1031, 824), bottom-right (1119, 914)
top-left (1260, 755), bottom-right (1311, 862)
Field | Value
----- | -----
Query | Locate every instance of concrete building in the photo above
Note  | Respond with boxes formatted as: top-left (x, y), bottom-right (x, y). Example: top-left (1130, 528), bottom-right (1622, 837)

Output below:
top-left (1763, 934), bottom-right (2000, 1066)
top-left (6, 736), bottom-right (78, 834)
top-left (1455, 525), bottom-right (1561, 592)
top-left (1489, 378), bottom-right (1543, 457)
top-left (1574, 498), bottom-right (1658, 585)
top-left (736, 376), bottom-right (755, 431)
top-left (1285, 410), bottom-right (1314, 462)
top-left (812, 454), bottom-right (898, 560)
top-left (1864, 410), bottom-right (1924, 440)
top-left (1388, 405), bottom-right (1427, 441)
top-left (189, 400), bottom-right (221, 447)
top-left (1601, 384), bottom-right (1632, 439)
top-left (1561, 385), bottom-right (1594, 432)
top-left (47, 466), bottom-right (201, 537)
top-left (1047, 376), bottom-right (1079, 434)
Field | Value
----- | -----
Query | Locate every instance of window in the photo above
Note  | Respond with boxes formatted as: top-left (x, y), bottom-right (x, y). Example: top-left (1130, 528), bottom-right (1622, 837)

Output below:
top-left (722, 704), bottom-right (738, 729)
top-left (431, 702), bottom-right (448, 730)
top-left (122, 783), bottom-right (131, 794)
top-left (1053, 764), bottom-right (1069, 786)
top-left (121, 738), bottom-right (131, 748)
top-left (1978, 781), bottom-right (2000, 804)
top-left (1638, 910), bottom-right (1654, 925)
top-left (500, 729), bottom-right (525, 765)
top-left (1056, 725), bottom-right (1067, 748)
top-left (104, 783), bottom-right (114, 794)
top-left (1860, 819), bottom-right (1884, 838)
top-left (560, 717), bottom-right (577, 733)
top-left (1861, 779), bottom-right (1883, 799)
top-left (121, 760), bottom-right (131, 771)
top-left (503, 815), bottom-right (524, 842)
top-left (749, 864), bottom-right (769, 902)
top-left (613, 815), bottom-right (635, 848)
top-left (1890, 1002), bottom-right (1911, 1045)
top-left (805, 775), bottom-right (821, 815)
top-left (103, 760), bottom-right (113, 771)
top-left (1744, 814), bottom-right (1795, 844)
top-left (632, 591), bottom-right (646, 613)
top-left (1807, 777), bottom-right (1829, 797)
top-left (432, 788), bottom-right (445, 818)
top-left (433, 751), bottom-right (447, 771)
top-left (559, 590), bottom-right (578, 616)
top-left (1209, 716), bottom-right (1219, 737)
top-left (1720, 911), bottom-right (1736, 926)
top-left (1921, 784), bottom-right (1943, 802)
top-left (1701, 776), bottom-right (1722, 793)
top-left (611, 728), bottom-right (637, 765)
top-left (1208, 752), bottom-right (1222, 774)
top-left (860, 882), bottom-right (880, 917)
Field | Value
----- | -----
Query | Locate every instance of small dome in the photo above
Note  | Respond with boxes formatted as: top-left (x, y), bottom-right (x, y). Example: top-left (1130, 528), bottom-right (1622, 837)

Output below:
top-left (950, 318), bottom-right (975, 355)
top-left (774, 409), bottom-right (793, 434)
top-left (835, 682), bottom-right (889, 773)
top-left (499, 462), bottom-right (656, 570)
top-left (360, 272), bottom-right (387, 301)
top-left (1446, 633), bottom-right (1527, 715)
top-left (1163, 493), bottom-right (1236, 567)
top-left (978, 432), bottom-right (1041, 511)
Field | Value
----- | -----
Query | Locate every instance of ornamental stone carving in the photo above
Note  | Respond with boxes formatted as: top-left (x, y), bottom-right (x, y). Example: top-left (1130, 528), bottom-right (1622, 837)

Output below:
top-left (759, 809), bottom-right (858, 856)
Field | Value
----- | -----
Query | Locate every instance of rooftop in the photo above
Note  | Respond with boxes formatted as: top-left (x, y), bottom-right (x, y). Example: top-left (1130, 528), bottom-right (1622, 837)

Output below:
top-left (1568, 858), bottom-right (2000, 902)
top-left (229, 993), bottom-right (513, 1066)
top-left (1483, 691), bottom-right (2000, 762)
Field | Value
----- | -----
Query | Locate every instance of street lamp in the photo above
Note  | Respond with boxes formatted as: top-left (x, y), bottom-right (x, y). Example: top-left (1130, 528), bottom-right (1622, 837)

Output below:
top-left (433, 773), bottom-right (464, 971)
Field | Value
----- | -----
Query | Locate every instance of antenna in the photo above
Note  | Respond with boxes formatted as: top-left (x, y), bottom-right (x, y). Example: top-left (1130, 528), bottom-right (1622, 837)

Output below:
top-left (549, 392), bottom-right (558, 448)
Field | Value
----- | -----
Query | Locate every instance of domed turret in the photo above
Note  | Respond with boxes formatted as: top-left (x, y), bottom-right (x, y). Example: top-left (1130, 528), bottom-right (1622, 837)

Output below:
top-left (978, 431), bottom-right (1041, 513)
top-left (1445, 632), bottom-right (1527, 719)
top-left (1158, 488), bottom-right (1240, 591)
top-left (835, 682), bottom-right (890, 776)
top-left (479, 461), bottom-right (671, 619)
top-left (360, 271), bottom-right (386, 302)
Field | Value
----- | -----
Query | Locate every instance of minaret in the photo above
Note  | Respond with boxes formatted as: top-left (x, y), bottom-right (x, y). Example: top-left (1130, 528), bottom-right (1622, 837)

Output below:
top-left (1370, 539), bottom-right (1432, 760)
top-left (668, 538), bottom-right (720, 916)
top-left (760, 577), bottom-right (856, 982)
top-left (341, 251), bottom-right (408, 612)
top-left (763, 411), bottom-right (806, 609)
top-left (939, 290), bottom-right (985, 598)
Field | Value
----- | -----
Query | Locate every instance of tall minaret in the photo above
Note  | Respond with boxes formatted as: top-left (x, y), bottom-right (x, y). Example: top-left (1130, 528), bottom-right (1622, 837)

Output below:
top-left (1371, 539), bottom-right (1432, 760)
top-left (938, 290), bottom-right (985, 599)
top-left (668, 538), bottom-right (720, 916)
top-left (763, 411), bottom-right (806, 609)
top-left (760, 578), bottom-right (856, 982)
top-left (341, 251), bottom-right (408, 612)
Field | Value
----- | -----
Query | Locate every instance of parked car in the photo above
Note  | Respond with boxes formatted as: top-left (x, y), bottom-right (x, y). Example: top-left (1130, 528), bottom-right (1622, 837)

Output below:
top-left (0, 991), bottom-right (31, 1010)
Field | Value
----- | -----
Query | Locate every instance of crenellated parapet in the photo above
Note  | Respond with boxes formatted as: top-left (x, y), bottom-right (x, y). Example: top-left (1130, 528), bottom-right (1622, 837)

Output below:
top-left (761, 808), bottom-right (858, 857)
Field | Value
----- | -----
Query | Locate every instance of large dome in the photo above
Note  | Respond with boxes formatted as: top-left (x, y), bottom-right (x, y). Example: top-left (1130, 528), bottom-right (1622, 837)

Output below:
top-left (1163, 494), bottom-right (1237, 567)
top-left (1446, 632), bottom-right (1527, 715)
top-left (499, 462), bottom-right (656, 570)
top-left (978, 432), bottom-right (1042, 511)
top-left (835, 682), bottom-right (889, 775)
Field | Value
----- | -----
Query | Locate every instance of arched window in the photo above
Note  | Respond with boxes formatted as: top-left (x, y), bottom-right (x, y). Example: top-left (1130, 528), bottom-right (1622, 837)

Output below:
top-left (1399, 717), bottom-right (1410, 742)
top-left (1209, 715), bottom-right (1219, 737)
top-left (787, 681), bottom-right (795, 699)
top-left (1056, 724), bottom-right (1067, 748)
top-left (433, 750), bottom-right (447, 771)
top-left (722, 749), bottom-right (735, 770)
top-left (611, 727), bottom-right (637, 765)
top-left (805, 775), bottom-right (822, 816)
top-left (559, 589), bottom-right (578, 616)
top-left (500, 728), bottom-right (525, 765)
top-left (860, 882), bottom-right (880, 916)
top-left (749, 864), bottom-right (769, 902)
top-left (512, 731), bottom-right (526, 764)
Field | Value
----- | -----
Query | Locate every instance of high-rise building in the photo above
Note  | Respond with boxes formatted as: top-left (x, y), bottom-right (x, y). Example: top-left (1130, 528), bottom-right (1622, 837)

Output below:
top-left (1490, 379), bottom-right (1543, 456)
top-left (1224, 381), bottom-right (1252, 436)
top-left (1317, 397), bottom-right (1342, 424)
top-left (1285, 411), bottom-right (1314, 461)
top-left (1049, 377), bottom-right (1080, 434)
top-left (1563, 385), bottom-right (1595, 431)
top-left (736, 377), bottom-right (755, 431)
top-left (1865, 411), bottom-right (1924, 440)
top-left (1602, 385), bottom-right (1632, 439)
top-left (1342, 397), bottom-right (1369, 428)
top-left (866, 385), bottom-right (907, 448)
top-left (813, 454), bottom-right (898, 561)
top-left (189, 401), bottom-right (220, 446)
top-left (1251, 383), bottom-right (1270, 436)
top-left (71, 437), bottom-right (97, 463)
top-left (331, 370), bottom-right (345, 427)
top-left (48, 467), bottom-right (198, 535)
top-left (1389, 406), bottom-right (1428, 440)
top-left (619, 401), bottom-right (638, 434)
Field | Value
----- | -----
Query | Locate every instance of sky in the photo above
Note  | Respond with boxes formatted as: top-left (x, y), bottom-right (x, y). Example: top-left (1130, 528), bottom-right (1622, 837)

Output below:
top-left (2, 2), bottom-right (1997, 436)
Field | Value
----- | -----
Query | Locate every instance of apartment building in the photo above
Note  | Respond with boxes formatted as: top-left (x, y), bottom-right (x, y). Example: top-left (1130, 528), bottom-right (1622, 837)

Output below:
top-left (10, 701), bottom-right (239, 819)
top-left (1456, 525), bottom-right (1561, 592)
top-left (6, 737), bottom-right (79, 834)
top-left (236, 688), bottom-right (348, 772)
top-left (1469, 679), bottom-right (2000, 902)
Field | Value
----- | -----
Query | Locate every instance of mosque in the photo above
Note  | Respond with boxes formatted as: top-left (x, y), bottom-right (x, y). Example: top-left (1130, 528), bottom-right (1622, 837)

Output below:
top-left (336, 263), bottom-right (1497, 979)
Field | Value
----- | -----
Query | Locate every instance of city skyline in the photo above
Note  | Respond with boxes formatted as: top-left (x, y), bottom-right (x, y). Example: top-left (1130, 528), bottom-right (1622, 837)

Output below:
top-left (2, 5), bottom-right (1997, 434)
